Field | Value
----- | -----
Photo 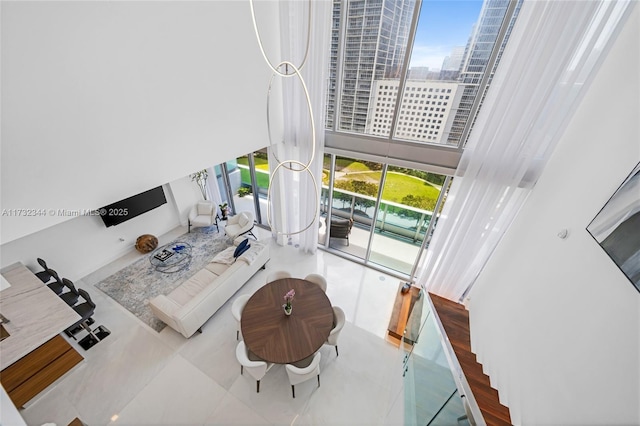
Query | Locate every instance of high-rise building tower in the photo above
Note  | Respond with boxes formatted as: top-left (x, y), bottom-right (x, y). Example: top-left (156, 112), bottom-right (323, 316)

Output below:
top-left (447, 0), bottom-right (523, 146)
top-left (366, 80), bottom-right (463, 144)
top-left (326, 0), bottom-right (416, 132)
top-left (439, 46), bottom-right (465, 81)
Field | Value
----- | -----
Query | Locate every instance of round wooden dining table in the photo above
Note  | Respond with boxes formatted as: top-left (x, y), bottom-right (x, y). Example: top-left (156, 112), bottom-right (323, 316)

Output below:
top-left (241, 278), bottom-right (334, 364)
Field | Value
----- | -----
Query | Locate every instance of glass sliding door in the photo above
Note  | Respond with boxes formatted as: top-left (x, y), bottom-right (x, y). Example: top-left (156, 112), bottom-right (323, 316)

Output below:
top-left (319, 153), bottom-right (334, 245)
top-left (233, 149), bottom-right (270, 226)
top-left (369, 166), bottom-right (447, 274)
top-left (328, 155), bottom-right (383, 260)
top-left (321, 152), bottom-right (452, 278)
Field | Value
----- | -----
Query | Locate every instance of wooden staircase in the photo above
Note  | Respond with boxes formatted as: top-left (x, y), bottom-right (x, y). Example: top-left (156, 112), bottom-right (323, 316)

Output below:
top-left (429, 293), bottom-right (512, 426)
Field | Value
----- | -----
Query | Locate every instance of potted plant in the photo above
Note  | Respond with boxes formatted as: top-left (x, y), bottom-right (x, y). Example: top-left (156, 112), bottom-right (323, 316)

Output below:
top-left (283, 289), bottom-right (295, 316)
top-left (191, 170), bottom-right (209, 200)
top-left (219, 202), bottom-right (229, 220)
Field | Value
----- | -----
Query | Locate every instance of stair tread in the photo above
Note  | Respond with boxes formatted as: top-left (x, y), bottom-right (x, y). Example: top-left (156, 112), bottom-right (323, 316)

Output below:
top-left (429, 293), bottom-right (512, 425)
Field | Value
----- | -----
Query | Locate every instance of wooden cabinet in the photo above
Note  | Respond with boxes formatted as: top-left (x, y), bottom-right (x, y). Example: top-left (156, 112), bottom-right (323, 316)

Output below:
top-left (1, 334), bottom-right (82, 407)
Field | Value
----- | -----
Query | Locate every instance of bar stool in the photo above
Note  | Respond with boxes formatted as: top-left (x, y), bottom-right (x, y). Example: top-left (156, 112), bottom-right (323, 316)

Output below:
top-left (65, 289), bottom-right (97, 341)
top-left (34, 258), bottom-right (53, 283)
top-left (47, 269), bottom-right (66, 295)
top-left (59, 278), bottom-right (80, 306)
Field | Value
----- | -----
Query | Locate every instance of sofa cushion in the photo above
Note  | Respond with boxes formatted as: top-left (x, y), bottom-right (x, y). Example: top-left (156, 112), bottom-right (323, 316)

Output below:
top-left (205, 261), bottom-right (230, 276)
top-left (238, 212), bottom-right (250, 227)
top-left (169, 269), bottom-right (218, 306)
top-left (212, 246), bottom-right (236, 265)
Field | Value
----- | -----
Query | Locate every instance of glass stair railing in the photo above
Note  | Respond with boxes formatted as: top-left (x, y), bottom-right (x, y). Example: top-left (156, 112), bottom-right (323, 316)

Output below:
top-left (401, 290), bottom-right (472, 426)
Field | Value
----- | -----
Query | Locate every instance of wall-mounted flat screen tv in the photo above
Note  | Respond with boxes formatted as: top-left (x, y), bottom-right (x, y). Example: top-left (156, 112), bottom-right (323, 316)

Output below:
top-left (586, 161), bottom-right (640, 293)
top-left (99, 186), bottom-right (167, 227)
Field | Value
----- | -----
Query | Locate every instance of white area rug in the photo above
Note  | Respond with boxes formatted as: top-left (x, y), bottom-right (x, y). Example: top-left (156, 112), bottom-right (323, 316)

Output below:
top-left (96, 227), bottom-right (232, 331)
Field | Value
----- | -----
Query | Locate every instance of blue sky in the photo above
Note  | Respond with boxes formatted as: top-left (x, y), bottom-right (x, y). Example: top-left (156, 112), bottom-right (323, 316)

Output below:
top-left (409, 0), bottom-right (484, 70)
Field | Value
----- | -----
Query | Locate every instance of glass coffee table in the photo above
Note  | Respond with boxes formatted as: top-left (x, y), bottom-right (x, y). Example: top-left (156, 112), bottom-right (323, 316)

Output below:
top-left (149, 242), bottom-right (192, 273)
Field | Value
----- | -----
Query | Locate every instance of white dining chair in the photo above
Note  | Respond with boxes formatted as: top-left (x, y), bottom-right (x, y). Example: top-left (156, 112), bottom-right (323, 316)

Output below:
top-left (285, 352), bottom-right (321, 398)
top-left (304, 273), bottom-right (327, 292)
top-left (266, 270), bottom-right (291, 283)
top-left (325, 306), bottom-right (345, 356)
top-left (235, 341), bottom-right (273, 393)
top-left (231, 294), bottom-right (251, 340)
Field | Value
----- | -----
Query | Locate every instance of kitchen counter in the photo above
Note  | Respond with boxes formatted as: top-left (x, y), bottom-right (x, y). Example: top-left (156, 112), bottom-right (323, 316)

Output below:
top-left (0, 262), bottom-right (81, 368)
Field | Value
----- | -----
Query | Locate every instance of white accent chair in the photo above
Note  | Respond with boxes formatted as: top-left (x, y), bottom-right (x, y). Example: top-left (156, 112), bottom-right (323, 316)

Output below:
top-left (232, 294), bottom-right (251, 340)
top-left (326, 306), bottom-right (346, 356)
top-left (304, 273), bottom-right (327, 292)
top-left (188, 201), bottom-right (218, 233)
top-left (266, 270), bottom-right (292, 283)
top-left (236, 341), bottom-right (273, 393)
top-left (225, 211), bottom-right (256, 240)
top-left (285, 352), bottom-right (321, 398)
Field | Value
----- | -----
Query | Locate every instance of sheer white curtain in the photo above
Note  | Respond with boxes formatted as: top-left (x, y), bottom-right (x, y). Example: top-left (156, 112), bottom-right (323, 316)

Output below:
top-left (267, 0), bottom-right (331, 253)
top-left (416, 0), bottom-right (634, 302)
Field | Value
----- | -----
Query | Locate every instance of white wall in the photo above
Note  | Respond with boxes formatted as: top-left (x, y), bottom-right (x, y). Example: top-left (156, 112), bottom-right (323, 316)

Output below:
top-left (0, 184), bottom-right (180, 281)
top-left (468, 6), bottom-right (640, 425)
top-left (0, 1), bottom-right (279, 243)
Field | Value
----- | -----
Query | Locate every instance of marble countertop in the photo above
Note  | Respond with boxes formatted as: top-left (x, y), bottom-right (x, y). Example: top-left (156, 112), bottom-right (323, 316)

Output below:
top-left (0, 262), bottom-right (81, 368)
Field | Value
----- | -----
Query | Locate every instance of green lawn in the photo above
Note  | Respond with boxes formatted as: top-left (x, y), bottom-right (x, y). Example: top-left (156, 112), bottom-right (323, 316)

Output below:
top-left (381, 172), bottom-right (440, 203)
top-left (333, 170), bottom-right (439, 204)
top-left (239, 156), bottom-right (439, 207)
top-left (237, 156), bottom-right (269, 171)
top-left (339, 161), bottom-right (370, 173)
top-left (239, 165), bottom-right (270, 189)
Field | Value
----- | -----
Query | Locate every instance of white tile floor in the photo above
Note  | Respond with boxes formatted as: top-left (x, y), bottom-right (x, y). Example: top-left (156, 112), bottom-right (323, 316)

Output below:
top-left (19, 226), bottom-right (407, 426)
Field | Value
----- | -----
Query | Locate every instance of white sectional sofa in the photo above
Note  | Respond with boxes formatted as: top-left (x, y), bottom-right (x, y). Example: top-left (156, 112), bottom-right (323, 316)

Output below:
top-left (149, 240), bottom-right (269, 338)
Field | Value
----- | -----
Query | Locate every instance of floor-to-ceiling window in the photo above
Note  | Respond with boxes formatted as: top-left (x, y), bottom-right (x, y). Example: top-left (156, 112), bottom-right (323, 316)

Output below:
top-left (318, 152), bottom-right (451, 277)
top-left (219, 0), bottom-right (522, 279)
top-left (327, 155), bottom-right (383, 259)
top-left (323, 0), bottom-right (522, 278)
top-left (328, 0), bottom-right (522, 149)
top-left (226, 149), bottom-right (270, 227)
top-left (369, 166), bottom-right (448, 274)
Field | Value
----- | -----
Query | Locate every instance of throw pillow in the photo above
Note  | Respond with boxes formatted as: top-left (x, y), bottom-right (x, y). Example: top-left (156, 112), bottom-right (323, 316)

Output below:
top-left (233, 239), bottom-right (249, 257)
top-left (233, 244), bottom-right (251, 262)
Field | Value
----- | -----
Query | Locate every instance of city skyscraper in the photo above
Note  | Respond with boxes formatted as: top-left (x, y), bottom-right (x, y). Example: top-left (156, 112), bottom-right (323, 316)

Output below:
top-left (327, 0), bottom-right (522, 148)
top-left (442, 46), bottom-right (465, 71)
top-left (366, 80), bottom-right (462, 144)
top-left (446, 0), bottom-right (523, 146)
top-left (438, 46), bottom-right (465, 81)
top-left (326, 0), bottom-right (416, 132)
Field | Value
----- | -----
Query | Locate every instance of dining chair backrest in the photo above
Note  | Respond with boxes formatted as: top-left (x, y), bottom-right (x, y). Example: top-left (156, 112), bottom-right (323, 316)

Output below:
top-left (236, 340), bottom-right (273, 392)
top-left (326, 306), bottom-right (346, 356)
top-left (232, 294), bottom-right (252, 340)
top-left (285, 352), bottom-right (321, 398)
top-left (304, 273), bottom-right (327, 292)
